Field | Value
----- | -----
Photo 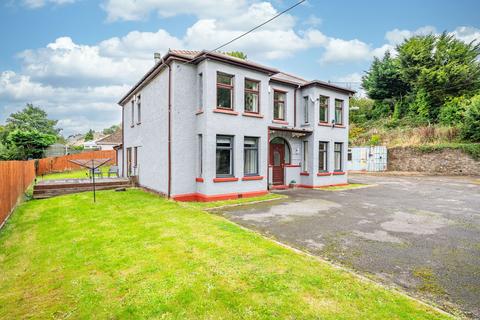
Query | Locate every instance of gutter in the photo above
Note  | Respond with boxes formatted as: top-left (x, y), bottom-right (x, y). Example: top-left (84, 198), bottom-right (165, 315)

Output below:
top-left (159, 57), bottom-right (173, 199)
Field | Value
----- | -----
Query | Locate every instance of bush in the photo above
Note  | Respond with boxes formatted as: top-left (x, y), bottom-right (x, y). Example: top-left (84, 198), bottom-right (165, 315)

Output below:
top-left (461, 95), bottom-right (480, 142)
top-left (369, 134), bottom-right (381, 146)
top-left (439, 96), bottom-right (469, 126)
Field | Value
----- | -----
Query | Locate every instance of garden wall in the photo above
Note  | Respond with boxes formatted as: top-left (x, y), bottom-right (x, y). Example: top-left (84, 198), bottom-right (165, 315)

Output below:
top-left (0, 161), bottom-right (36, 227)
top-left (388, 147), bottom-right (480, 175)
top-left (37, 150), bottom-right (116, 175)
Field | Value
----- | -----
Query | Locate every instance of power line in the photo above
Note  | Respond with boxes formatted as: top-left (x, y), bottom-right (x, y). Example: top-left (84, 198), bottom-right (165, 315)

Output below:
top-left (184, 0), bottom-right (307, 64)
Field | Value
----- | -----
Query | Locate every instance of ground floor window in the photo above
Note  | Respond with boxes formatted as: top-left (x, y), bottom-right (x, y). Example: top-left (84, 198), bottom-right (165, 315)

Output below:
top-left (319, 141), bottom-right (328, 172)
top-left (244, 137), bottom-right (259, 175)
top-left (216, 135), bottom-right (233, 177)
top-left (334, 142), bottom-right (343, 171)
top-left (126, 147), bottom-right (132, 176)
top-left (302, 141), bottom-right (308, 172)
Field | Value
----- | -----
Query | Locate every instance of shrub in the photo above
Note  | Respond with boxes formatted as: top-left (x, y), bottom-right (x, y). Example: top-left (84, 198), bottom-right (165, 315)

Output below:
top-left (461, 95), bottom-right (480, 142)
top-left (439, 96), bottom-right (469, 126)
top-left (369, 134), bottom-right (381, 146)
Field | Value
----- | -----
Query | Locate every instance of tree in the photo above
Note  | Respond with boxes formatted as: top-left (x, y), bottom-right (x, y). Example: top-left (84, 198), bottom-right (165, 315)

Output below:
top-left (103, 124), bottom-right (120, 135)
top-left (226, 51), bottom-right (247, 60)
top-left (6, 129), bottom-right (56, 159)
top-left (362, 51), bottom-right (409, 102)
top-left (461, 94), bottom-right (480, 142)
top-left (6, 104), bottom-right (61, 136)
top-left (84, 129), bottom-right (94, 141)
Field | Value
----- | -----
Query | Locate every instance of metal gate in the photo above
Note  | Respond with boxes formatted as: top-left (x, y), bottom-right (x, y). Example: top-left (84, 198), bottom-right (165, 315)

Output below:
top-left (347, 146), bottom-right (387, 172)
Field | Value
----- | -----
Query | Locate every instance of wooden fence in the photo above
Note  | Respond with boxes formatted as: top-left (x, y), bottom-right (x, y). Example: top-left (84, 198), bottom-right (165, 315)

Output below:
top-left (37, 150), bottom-right (117, 175)
top-left (0, 161), bottom-right (36, 227)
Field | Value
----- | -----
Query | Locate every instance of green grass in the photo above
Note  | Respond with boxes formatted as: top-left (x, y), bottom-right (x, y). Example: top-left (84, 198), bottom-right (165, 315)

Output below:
top-left (316, 183), bottom-right (370, 191)
top-left (181, 193), bottom-right (286, 210)
top-left (415, 143), bottom-right (480, 160)
top-left (0, 189), bottom-right (451, 319)
top-left (38, 166), bottom-right (111, 180)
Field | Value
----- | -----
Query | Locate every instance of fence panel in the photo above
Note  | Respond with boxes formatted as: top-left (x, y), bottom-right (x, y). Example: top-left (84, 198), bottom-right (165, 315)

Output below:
top-left (37, 150), bottom-right (116, 175)
top-left (0, 161), bottom-right (36, 227)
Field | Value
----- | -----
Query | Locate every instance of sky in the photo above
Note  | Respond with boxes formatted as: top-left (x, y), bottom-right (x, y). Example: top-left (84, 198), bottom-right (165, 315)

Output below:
top-left (0, 0), bottom-right (479, 136)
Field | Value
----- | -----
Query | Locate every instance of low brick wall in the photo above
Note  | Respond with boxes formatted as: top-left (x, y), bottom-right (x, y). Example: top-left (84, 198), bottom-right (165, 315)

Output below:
top-left (388, 147), bottom-right (480, 175)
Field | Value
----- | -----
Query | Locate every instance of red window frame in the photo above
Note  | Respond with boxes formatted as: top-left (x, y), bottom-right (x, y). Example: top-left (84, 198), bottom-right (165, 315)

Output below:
top-left (273, 90), bottom-right (286, 120)
top-left (216, 72), bottom-right (234, 110)
top-left (244, 78), bottom-right (260, 114)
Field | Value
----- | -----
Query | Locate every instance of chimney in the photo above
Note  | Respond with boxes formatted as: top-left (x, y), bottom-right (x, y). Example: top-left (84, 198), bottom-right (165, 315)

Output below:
top-left (154, 52), bottom-right (161, 64)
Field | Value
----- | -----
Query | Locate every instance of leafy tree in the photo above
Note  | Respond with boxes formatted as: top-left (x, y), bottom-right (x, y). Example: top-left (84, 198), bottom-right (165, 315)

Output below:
top-left (103, 124), bottom-right (120, 135)
top-left (439, 96), bottom-right (470, 125)
top-left (461, 95), bottom-right (480, 142)
top-left (84, 129), bottom-right (94, 141)
top-left (226, 51), bottom-right (248, 60)
top-left (6, 129), bottom-right (56, 159)
top-left (6, 104), bottom-right (61, 136)
top-left (362, 51), bottom-right (409, 103)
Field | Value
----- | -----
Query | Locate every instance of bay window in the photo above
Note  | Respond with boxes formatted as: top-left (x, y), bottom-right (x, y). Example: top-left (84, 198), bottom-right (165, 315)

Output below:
top-left (335, 99), bottom-right (343, 125)
top-left (334, 142), bottom-right (343, 171)
top-left (244, 79), bottom-right (260, 113)
top-left (244, 137), bottom-right (259, 176)
top-left (217, 72), bottom-right (234, 109)
top-left (319, 96), bottom-right (329, 123)
top-left (216, 135), bottom-right (234, 177)
top-left (273, 90), bottom-right (286, 120)
top-left (319, 141), bottom-right (328, 172)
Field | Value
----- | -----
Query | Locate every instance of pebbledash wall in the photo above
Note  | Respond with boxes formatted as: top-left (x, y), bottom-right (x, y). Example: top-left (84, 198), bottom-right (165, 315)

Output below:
top-left (388, 147), bottom-right (480, 175)
top-left (121, 53), bottom-right (352, 201)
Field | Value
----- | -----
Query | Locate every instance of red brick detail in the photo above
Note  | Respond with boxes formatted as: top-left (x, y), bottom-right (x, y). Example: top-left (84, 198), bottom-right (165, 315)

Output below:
top-left (242, 176), bottom-right (264, 181)
top-left (270, 184), bottom-right (289, 190)
top-left (195, 177), bottom-right (204, 182)
top-left (297, 183), bottom-right (350, 189)
top-left (242, 112), bottom-right (264, 118)
top-left (213, 177), bottom-right (239, 183)
top-left (272, 119), bottom-right (289, 125)
top-left (213, 108), bottom-right (239, 115)
top-left (300, 172), bottom-right (309, 176)
top-left (317, 172), bottom-right (331, 176)
top-left (318, 122), bottom-right (331, 127)
top-left (332, 171), bottom-right (346, 175)
top-left (172, 190), bottom-right (269, 202)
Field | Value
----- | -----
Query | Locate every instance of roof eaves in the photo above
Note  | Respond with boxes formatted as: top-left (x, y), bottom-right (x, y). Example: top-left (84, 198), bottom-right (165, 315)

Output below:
top-left (300, 80), bottom-right (356, 94)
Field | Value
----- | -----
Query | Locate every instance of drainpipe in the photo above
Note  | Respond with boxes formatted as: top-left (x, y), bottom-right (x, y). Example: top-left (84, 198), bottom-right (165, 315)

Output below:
top-left (160, 57), bottom-right (172, 198)
top-left (121, 105), bottom-right (124, 176)
top-left (267, 128), bottom-right (270, 190)
top-left (294, 87), bottom-right (297, 127)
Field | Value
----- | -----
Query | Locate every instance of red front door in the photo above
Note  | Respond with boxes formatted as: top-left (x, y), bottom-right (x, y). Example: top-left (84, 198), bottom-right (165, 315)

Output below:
top-left (270, 143), bottom-right (285, 185)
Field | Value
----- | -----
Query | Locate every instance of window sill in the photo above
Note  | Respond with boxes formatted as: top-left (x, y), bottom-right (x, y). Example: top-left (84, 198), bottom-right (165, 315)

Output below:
top-left (317, 172), bottom-right (331, 176)
top-left (213, 177), bottom-right (239, 182)
top-left (195, 177), bottom-right (204, 182)
top-left (213, 108), bottom-right (238, 115)
top-left (318, 122), bottom-right (331, 127)
top-left (284, 164), bottom-right (300, 168)
top-left (242, 175), bottom-right (263, 181)
top-left (332, 171), bottom-right (346, 175)
top-left (272, 119), bottom-right (288, 125)
top-left (334, 124), bottom-right (346, 128)
top-left (300, 172), bottom-right (309, 176)
top-left (196, 110), bottom-right (204, 115)
top-left (242, 112), bottom-right (264, 118)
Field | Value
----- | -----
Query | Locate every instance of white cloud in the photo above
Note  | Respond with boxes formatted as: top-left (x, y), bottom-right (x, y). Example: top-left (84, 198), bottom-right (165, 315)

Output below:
top-left (22, 0), bottom-right (75, 9)
top-left (385, 26), bottom-right (437, 45)
top-left (450, 26), bottom-right (480, 44)
top-left (303, 14), bottom-right (322, 27)
top-left (101, 0), bottom-right (246, 22)
top-left (320, 38), bottom-right (372, 63)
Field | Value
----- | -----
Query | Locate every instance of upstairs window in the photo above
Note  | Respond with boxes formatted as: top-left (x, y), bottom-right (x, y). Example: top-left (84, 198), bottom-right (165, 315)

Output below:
top-left (335, 99), bottom-right (344, 125)
top-left (334, 142), bottom-right (343, 171)
top-left (273, 90), bottom-right (286, 120)
top-left (303, 96), bottom-right (309, 124)
top-left (137, 95), bottom-right (141, 124)
top-left (217, 72), bottom-right (234, 109)
top-left (319, 141), bottom-right (328, 172)
top-left (131, 100), bottom-right (134, 127)
top-left (216, 135), bottom-right (234, 177)
top-left (244, 137), bottom-right (259, 176)
top-left (244, 79), bottom-right (260, 113)
top-left (198, 73), bottom-right (203, 110)
top-left (319, 96), bottom-right (329, 123)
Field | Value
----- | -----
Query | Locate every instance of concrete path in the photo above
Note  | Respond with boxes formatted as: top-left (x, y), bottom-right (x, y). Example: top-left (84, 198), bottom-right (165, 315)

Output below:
top-left (220, 174), bottom-right (480, 318)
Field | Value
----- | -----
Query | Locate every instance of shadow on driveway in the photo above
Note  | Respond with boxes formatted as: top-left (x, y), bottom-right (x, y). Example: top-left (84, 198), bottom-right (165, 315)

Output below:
top-left (219, 174), bottom-right (480, 318)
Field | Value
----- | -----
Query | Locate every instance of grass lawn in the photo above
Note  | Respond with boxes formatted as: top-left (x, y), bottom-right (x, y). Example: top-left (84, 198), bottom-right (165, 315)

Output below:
top-left (38, 166), bottom-right (112, 180)
top-left (0, 189), bottom-right (451, 319)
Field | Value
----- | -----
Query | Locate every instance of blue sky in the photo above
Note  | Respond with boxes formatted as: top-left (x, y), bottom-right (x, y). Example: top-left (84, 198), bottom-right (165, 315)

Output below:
top-left (1, 0), bottom-right (479, 136)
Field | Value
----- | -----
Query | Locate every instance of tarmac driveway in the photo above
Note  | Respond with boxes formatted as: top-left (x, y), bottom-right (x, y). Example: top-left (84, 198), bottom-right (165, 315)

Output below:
top-left (219, 174), bottom-right (480, 318)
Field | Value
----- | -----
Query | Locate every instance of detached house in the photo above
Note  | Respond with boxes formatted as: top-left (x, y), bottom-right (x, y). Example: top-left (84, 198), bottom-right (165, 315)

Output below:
top-left (117, 50), bottom-right (355, 201)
